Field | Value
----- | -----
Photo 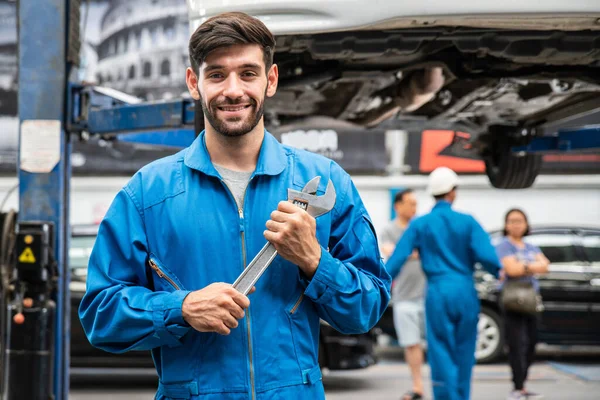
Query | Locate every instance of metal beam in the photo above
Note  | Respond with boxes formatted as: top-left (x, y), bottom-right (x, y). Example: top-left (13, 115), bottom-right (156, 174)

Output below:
top-left (117, 129), bottom-right (196, 148)
top-left (18, 0), bottom-right (72, 398)
top-left (512, 125), bottom-right (600, 154)
top-left (68, 89), bottom-right (195, 135)
top-left (87, 100), bottom-right (195, 134)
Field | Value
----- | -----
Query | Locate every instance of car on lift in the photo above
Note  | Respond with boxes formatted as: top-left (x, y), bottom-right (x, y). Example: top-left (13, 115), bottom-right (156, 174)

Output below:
top-left (69, 225), bottom-right (377, 371)
top-left (376, 225), bottom-right (600, 363)
top-left (185, 1), bottom-right (600, 189)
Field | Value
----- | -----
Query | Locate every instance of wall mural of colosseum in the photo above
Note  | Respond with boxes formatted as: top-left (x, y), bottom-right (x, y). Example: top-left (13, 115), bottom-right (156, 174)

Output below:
top-left (92, 0), bottom-right (190, 101)
top-left (0, 0), bottom-right (192, 175)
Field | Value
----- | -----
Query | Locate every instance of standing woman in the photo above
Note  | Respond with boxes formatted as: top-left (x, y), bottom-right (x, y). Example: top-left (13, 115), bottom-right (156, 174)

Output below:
top-left (495, 209), bottom-right (550, 400)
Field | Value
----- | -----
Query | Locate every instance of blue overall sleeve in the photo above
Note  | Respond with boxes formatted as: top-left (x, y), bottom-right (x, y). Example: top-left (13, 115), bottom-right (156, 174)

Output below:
top-left (78, 184), bottom-right (192, 353)
top-left (469, 216), bottom-right (502, 278)
top-left (384, 222), bottom-right (418, 280)
top-left (300, 171), bottom-right (391, 334)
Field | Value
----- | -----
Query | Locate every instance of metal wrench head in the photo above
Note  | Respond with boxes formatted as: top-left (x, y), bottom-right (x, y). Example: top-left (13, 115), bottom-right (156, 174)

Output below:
top-left (288, 177), bottom-right (336, 218)
top-left (301, 176), bottom-right (320, 195)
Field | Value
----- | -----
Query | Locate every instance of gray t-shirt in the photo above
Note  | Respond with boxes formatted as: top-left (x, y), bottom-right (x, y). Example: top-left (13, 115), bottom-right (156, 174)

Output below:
top-left (380, 220), bottom-right (426, 302)
top-left (214, 165), bottom-right (253, 209)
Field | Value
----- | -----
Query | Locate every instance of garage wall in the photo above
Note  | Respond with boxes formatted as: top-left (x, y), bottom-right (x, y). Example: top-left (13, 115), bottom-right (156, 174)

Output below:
top-left (1, 175), bottom-right (599, 234)
top-left (354, 175), bottom-right (600, 235)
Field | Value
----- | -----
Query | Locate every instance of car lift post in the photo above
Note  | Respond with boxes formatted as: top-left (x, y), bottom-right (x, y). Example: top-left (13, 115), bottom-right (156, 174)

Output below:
top-left (6, 1), bottom-right (76, 399)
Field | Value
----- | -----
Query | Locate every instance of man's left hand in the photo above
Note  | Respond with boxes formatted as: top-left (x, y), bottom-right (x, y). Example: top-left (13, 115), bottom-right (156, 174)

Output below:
top-left (264, 201), bottom-right (322, 279)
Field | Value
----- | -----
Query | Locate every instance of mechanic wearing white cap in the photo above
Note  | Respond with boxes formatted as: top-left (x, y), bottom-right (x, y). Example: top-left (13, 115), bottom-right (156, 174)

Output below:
top-left (386, 167), bottom-right (502, 400)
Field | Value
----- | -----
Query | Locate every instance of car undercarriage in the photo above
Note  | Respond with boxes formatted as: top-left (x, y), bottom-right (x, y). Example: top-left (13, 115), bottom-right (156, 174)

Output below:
top-left (267, 27), bottom-right (600, 188)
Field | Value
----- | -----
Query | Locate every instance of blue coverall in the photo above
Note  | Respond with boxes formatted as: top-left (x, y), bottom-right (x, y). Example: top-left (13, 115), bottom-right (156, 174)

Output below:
top-left (386, 200), bottom-right (501, 400)
top-left (79, 131), bottom-right (391, 399)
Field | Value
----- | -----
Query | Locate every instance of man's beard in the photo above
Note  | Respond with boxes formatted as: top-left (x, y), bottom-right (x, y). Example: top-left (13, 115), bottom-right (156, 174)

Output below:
top-left (201, 91), bottom-right (265, 138)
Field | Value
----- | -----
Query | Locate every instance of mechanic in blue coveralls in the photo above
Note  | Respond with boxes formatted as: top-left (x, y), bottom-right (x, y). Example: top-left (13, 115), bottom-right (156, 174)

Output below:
top-left (386, 167), bottom-right (502, 400)
top-left (78, 12), bottom-right (391, 400)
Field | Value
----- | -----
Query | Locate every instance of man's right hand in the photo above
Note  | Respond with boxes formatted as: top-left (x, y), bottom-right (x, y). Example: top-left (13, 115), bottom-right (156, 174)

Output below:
top-left (181, 283), bottom-right (253, 335)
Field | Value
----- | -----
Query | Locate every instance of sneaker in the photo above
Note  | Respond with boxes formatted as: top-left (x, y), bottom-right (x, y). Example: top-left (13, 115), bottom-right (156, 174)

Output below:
top-left (523, 391), bottom-right (544, 399)
top-left (506, 391), bottom-right (526, 400)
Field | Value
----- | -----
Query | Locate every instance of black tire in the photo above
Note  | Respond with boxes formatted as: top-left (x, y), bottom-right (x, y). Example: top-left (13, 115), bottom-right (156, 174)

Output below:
top-left (484, 146), bottom-right (542, 189)
top-left (476, 306), bottom-right (505, 364)
top-left (318, 334), bottom-right (328, 369)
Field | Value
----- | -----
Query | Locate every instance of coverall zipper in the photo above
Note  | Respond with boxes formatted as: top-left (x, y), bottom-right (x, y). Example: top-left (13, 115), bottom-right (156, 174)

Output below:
top-left (290, 294), bottom-right (304, 315)
top-left (220, 177), bottom-right (256, 400)
top-left (149, 259), bottom-right (180, 290)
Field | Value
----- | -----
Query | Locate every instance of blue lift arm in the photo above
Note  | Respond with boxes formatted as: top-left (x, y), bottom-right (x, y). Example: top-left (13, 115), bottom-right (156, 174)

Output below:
top-left (512, 125), bottom-right (600, 154)
top-left (68, 86), bottom-right (198, 148)
top-left (68, 85), bottom-right (196, 134)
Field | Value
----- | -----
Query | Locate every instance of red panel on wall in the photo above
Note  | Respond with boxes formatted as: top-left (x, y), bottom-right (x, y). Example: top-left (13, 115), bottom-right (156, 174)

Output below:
top-left (419, 130), bottom-right (485, 173)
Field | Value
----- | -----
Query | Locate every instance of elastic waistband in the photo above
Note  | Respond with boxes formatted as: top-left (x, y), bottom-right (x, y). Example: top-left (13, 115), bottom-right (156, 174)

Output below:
top-left (156, 365), bottom-right (322, 398)
top-left (427, 274), bottom-right (474, 285)
top-left (158, 380), bottom-right (199, 399)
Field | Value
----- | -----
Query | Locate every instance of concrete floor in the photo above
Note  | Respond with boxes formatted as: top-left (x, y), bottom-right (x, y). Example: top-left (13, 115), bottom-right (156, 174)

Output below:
top-left (69, 348), bottom-right (600, 400)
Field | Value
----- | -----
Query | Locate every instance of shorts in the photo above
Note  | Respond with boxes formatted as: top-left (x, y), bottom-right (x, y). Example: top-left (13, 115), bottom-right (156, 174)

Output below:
top-left (393, 299), bottom-right (426, 348)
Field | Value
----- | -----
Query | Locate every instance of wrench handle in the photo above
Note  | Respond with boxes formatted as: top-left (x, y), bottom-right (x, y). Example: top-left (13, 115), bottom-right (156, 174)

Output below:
top-left (232, 242), bottom-right (278, 295)
top-left (232, 197), bottom-right (310, 294)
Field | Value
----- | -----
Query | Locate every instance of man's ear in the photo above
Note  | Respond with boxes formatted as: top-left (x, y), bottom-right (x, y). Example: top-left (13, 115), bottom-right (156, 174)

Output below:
top-left (266, 64), bottom-right (278, 98)
top-left (185, 67), bottom-right (201, 100)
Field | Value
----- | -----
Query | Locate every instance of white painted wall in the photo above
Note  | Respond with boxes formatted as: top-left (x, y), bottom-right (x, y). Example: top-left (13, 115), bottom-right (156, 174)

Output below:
top-left (354, 175), bottom-right (600, 235)
top-left (0, 176), bottom-right (130, 225)
top-left (1, 175), bottom-right (599, 234)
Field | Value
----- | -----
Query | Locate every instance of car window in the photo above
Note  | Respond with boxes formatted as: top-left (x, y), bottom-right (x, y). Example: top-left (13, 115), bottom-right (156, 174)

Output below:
top-left (524, 233), bottom-right (580, 264)
top-left (69, 235), bottom-right (96, 278)
top-left (582, 234), bottom-right (600, 264)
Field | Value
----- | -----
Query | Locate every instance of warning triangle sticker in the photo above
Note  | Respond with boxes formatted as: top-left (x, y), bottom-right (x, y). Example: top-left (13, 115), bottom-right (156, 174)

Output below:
top-left (18, 247), bottom-right (36, 264)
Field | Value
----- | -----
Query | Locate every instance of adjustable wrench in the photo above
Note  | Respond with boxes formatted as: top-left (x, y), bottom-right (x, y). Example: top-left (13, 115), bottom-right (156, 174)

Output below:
top-left (232, 177), bottom-right (336, 295)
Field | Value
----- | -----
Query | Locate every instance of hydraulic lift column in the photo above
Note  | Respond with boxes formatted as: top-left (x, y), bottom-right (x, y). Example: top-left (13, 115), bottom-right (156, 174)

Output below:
top-left (6, 1), bottom-right (79, 399)
top-left (3, 223), bottom-right (57, 400)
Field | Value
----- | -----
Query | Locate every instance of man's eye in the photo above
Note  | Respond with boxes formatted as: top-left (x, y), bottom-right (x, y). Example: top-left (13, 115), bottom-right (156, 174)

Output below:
top-left (208, 73), bottom-right (223, 79)
top-left (242, 72), bottom-right (257, 77)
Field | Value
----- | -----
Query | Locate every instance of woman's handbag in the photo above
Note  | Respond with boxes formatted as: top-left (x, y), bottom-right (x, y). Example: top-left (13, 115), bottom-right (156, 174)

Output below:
top-left (500, 279), bottom-right (543, 315)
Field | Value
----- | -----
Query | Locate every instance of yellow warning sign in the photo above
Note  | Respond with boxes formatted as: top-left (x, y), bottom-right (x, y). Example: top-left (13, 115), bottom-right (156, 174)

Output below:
top-left (18, 247), bottom-right (36, 264)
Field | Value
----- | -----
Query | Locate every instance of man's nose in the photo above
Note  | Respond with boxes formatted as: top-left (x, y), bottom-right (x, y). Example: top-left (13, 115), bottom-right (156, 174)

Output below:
top-left (222, 75), bottom-right (244, 99)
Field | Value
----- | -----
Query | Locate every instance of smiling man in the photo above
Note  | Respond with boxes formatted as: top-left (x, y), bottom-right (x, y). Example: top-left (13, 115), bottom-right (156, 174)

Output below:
top-left (79, 12), bottom-right (391, 400)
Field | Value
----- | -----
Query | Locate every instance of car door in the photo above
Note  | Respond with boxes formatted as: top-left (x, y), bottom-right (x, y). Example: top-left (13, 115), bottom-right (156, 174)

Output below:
top-left (525, 229), bottom-right (593, 344)
top-left (580, 229), bottom-right (600, 342)
top-left (69, 233), bottom-right (99, 360)
top-left (68, 230), bottom-right (155, 368)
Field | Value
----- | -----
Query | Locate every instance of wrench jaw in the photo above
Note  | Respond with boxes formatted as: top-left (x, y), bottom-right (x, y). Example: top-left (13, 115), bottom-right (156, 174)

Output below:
top-left (288, 179), bottom-right (336, 218)
top-left (301, 176), bottom-right (321, 195)
top-left (307, 180), bottom-right (336, 217)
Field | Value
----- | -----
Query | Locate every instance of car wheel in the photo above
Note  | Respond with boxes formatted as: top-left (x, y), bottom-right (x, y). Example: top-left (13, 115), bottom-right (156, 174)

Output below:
top-left (318, 335), bottom-right (327, 369)
top-left (476, 307), bottom-right (504, 364)
top-left (484, 144), bottom-right (542, 189)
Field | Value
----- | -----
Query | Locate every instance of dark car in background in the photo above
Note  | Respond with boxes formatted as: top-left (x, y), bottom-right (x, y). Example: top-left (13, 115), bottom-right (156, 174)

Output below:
top-left (377, 226), bottom-right (600, 363)
top-left (69, 225), bottom-right (377, 371)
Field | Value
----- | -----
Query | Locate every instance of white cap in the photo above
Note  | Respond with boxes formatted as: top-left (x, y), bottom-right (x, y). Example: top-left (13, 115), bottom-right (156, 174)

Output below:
top-left (427, 167), bottom-right (459, 196)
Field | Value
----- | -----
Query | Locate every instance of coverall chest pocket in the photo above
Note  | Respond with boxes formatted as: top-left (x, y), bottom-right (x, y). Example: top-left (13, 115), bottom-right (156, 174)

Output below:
top-left (148, 254), bottom-right (186, 292)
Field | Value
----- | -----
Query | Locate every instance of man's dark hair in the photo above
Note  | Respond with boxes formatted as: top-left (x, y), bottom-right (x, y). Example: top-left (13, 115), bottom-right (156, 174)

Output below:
top-left (393, 189), bottom-right (413, 204)
top-left (503, 208), bottom-right (531, 237)
top-left (188, 12), bottom-right (276, 74)
top-left (433, 193), bottom-right (445, 201)
top-left (433, 186), bottom-right (457, 201)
